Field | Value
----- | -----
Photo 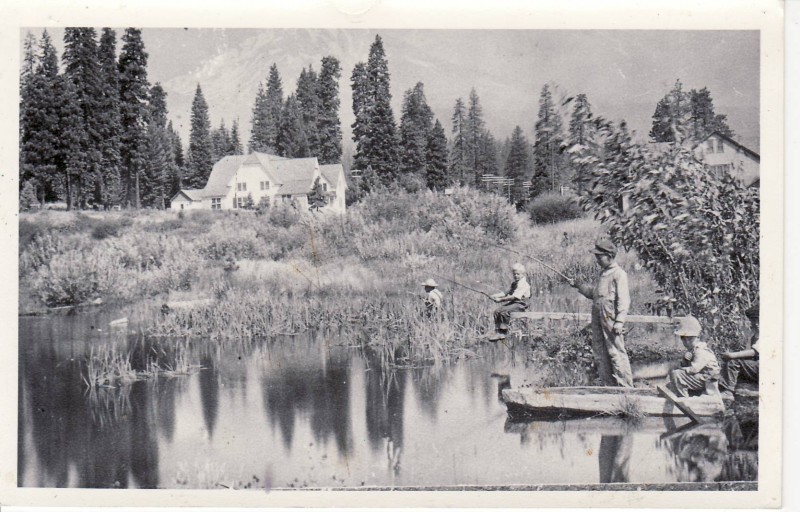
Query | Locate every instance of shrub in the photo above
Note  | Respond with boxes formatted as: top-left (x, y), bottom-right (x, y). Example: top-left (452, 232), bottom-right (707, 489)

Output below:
top-left (30, 247), bottom-right (122, 306)
top-left (527, 193), bottom-right (584, 224)
top-left (267, 203), bottom-right (301, 228)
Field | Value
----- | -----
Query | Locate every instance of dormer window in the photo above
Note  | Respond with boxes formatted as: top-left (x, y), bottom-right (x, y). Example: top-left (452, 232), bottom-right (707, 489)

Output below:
top-left (237, 183), bottom-right (247, 192)
top-left (260, 181), bottom-right (270, 191)
top-left (707, 139), bottom-right (715, 152)
top-left (717, 139), bottom-right (724, 153)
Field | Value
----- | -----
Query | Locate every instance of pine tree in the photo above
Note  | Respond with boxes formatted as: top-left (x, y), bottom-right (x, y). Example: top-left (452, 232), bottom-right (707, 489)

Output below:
top-left (97, 28), bottom-right (123, 207)
top-left (351, 35), bottom-right (399, 185)
top-left (167, 121), bottom-right (184, 197)
top-left (249, 83), bottom-right (270, 153)
top-left (531, 83), bottom-right (565, 197)
top-left (464, 88), bottom-right (487, 186)
top-left (449, 97), bottom-right (467, 185)
top-left (63, 27), bottom-right (104, 208)
top-left (142, 83), bottom-right (173, 208)
top-left (307, 177), bottom-right (328, 211)
top-left (20, 30), bottom-right (70, 206)
top-left (118, 27), bottom-right (150, 208)
top-left (399, 82), bottom-right (434, 180)
top-left (210, 119), bottom-right (232, 162)
top-left (277, 95), bottom-right (310, 158)
top-left (20, 32), bottom-right (41, 204)
top-left (689, 87), bottom-right (734, 141)
top-left (480, 130), bottom-right (500, 177)
top-left (296, 65), bottom-right (320, 156)
top-left (186, 84), bottom-right (214, 188)
top-left (649, 79), bottom-right (691, 143)
top-left (505, 126), bottom-right (532, 207)
top-left (265, 64), bottom-right (284, 151)
top-left (567, 93), bottom-right (596, 191)
top-left (317, 56), bottom-right (342, 164)
top-left (425, 119), bottom-right (448, 191)
top-left (59, 77), bottom-right (88, 210)
top-left (350, 62), bottom-right (369, 170)
top-left (229, 119), bottom-right (243, 155)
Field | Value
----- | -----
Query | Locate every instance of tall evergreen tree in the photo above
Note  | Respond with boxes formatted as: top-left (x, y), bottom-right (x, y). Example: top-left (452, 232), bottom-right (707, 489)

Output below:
top-left (350, 62), bottom-right (369, 170)
top-left (317, 56), bottom-right (342, 164)
top-left (249, 83), bottom-right (271, 153)
top-left (142, 83), bottom-right (174, 208)
top-left (20, 31), bottom-right (57, 205)
top-left (167, 120), bottom-right (184, 197)
top-left (689, 87), bottom-right (734, 141)
top-left (531, 83), bottom-right (565, 197)
top-left (295, 65), bottom-right (320, 156)
top-left (449, 97), bottom-right (467, 185)
top-left (351, 35), bottom-right (399, 185)
top-left (567, 93), bottom-right (596, 191)
top-left (425, 119), bottom-right (448, 191)
top-left (118, 27), bottom-right (150, 208)
top-left (264, 63), bottom-right (284, 151)
top-left (464, 88), bottom-right (487, 186)
top-left (186, 84), bottom-right (214, 188)
top-left (229, 119), bottom-right (243, 155)
top-left (276, 94), bottom-right (310, 158)
top-left (480, 130), bottom-right (500, 177)
top-left (504, 126), bottom-right (531, 207)
top-left (210, 119), bottom-right (233, 162)
top-left (59, 77), bottom-right (89, 210)
top-left (399, 82), bottom-right (434, 179)
top-left (96, 28), bottom-right (123, 207)
top-left (63, 27), bottom-right (104, 208)
top-left (649, 79), bottom-right (691, 143)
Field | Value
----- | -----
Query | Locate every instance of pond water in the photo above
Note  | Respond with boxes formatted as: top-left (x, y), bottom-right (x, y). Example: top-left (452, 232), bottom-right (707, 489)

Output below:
top-left (18, 308), bottom-right (757, 489)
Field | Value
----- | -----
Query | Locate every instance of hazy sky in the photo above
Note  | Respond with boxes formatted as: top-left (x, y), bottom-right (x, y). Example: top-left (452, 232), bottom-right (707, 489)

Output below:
top-left (24, 28), bottom-right (760, 157)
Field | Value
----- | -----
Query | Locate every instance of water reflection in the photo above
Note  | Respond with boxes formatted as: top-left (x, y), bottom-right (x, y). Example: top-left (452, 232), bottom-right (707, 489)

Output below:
top-left (19, 312), bottom-right (758, 488)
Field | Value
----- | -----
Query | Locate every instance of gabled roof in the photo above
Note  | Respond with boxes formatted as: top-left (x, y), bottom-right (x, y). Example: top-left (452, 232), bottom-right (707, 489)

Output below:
top-left (271, 158), bottom-right (319, 195)
top-left (171, 189), bottom-right (203, 202)
top-left (320, 164), bottom-right (348, 190)
top-left (202, 155), bottom-right (249, 197)
top-left (697, 131), bottom-right (760, 162)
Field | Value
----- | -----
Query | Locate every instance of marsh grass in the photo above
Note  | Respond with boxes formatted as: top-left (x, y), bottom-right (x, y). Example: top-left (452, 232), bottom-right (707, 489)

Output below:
top-left (602, 395), bottom-right (647, 424)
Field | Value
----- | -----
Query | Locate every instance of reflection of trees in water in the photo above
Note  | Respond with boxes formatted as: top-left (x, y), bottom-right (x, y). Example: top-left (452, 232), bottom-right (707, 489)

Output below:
top-left (198, 355), bottom-right (221, 440)
top-left (720, 415), bottom-right (758, 481)
top-left (598, 435), bottom-right (633, 483)
top-left (410, 366), bottom-right (450, 421)
top-left (259, 340), bottom-right (353, 456)
top-left (19, 327), bottom-right (163, 488)
top-left (660, 428), bottom-right (728, 482)
top-left (365, 354), bottom-right (406, 474)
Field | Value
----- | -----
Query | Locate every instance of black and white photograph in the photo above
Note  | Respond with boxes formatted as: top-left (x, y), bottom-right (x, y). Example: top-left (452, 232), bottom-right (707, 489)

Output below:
top-left (0, 0), bottom-right (786, 508)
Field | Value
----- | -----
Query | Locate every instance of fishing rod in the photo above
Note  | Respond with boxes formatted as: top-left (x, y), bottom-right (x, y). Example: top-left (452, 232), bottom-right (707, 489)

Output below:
top-left (431, 273), bottom-right (497, 300)
top-left (454, 232), bottom-right (574, 282)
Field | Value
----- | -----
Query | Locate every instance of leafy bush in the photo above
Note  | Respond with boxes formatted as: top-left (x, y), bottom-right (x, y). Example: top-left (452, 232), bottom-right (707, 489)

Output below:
top-left (266, 203), bottom-right (301, 228)
top-left (579, 122), bottom-right (759, 346)
top-left (527, 192), bottom-right (584, 224)
top-left (30, 247), bottom-right (122, 306)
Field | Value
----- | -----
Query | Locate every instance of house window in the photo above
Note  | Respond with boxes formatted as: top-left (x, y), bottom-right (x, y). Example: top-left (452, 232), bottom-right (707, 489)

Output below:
top-left (260, 181), bottom-right (270, 191)
top-left (322, 183), bottom-right (328, 192)
top-left (237, 183), bottom-right (247, 192)
top-left (282, 195), bottom-right (291, 203)
top-left (211, 197), bottom-right (221, 210)
top-left (237, 197), bottom-right (246, 208)
top-left (706, 139), bottom-right (715, 152)
top-left (717, 139), bottom-right (724, 153)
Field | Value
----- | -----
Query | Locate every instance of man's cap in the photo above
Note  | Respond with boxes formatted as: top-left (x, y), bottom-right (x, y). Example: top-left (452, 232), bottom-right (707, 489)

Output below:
top-left (511, 263), bottom-right (525, 273)
top-left (421, 278), bottom-right (438, 288)
top-left (591, 239), bottom-right (617, 256)
top-left (745, 302), bottom-right (759, 321)
top-left (673, 315), bottom-right (702, 337)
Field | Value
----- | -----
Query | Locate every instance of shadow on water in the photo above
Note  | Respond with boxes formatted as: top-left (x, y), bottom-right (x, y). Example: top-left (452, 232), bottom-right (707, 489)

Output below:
top-left (19, 309), bottom-right (758, 488)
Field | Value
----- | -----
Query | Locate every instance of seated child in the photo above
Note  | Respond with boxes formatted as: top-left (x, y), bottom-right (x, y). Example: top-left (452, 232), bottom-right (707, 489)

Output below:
top-left (719, 303), bottom-right (759, 400)
top-left (669, 316), bottom-right (721, 397)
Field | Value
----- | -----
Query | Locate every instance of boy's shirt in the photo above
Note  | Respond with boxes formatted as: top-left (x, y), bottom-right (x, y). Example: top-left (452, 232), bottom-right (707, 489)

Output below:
top-left (683, 341), bottom-right (721, 378)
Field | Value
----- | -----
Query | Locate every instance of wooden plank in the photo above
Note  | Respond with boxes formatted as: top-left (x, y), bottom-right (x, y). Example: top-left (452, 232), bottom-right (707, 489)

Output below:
top-left (656, 384), bottom-right (704, 424)
top-left (510, 312), bottom-right (673, 324)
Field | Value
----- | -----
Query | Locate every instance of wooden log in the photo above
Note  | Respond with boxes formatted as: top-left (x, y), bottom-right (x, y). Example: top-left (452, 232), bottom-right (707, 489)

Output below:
top-left (656, 384), bottom-right (705, 424)
top-left (502, 386), bottom-right (725, 419)
top-left (504, 415), bottom-right (716, 436)
top-left (510, 312), bottom-right (674, 324)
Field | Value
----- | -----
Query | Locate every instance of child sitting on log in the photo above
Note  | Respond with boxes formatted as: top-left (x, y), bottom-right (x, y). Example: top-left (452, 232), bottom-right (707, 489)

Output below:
top-left (669, 316), bottom-right (721, 397)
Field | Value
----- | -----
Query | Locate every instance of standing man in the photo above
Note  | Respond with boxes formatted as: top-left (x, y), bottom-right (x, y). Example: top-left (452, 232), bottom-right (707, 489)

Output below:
top-left (489, 263), bottom-right (531, 342)
top-left (568, 239), bottom-right (634, 387)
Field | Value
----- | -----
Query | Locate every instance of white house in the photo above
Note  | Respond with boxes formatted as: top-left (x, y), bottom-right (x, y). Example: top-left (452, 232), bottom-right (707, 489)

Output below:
top-left (692, 132), bottom-right (760, 187)
top-left (170, 153), bottom-right (348, 213)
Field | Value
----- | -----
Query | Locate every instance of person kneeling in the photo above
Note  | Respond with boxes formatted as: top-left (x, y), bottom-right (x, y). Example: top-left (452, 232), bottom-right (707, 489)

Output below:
top-left (669, 316), bottom-right (721, 398)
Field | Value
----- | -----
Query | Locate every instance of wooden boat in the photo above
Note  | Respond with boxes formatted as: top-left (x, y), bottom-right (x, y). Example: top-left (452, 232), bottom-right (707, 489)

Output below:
top-left (501, 386), bottom-right (725, 419)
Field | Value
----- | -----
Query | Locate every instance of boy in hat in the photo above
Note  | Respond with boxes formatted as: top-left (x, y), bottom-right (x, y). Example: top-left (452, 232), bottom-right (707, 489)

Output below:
top-left (568, 239), bottom-right (634, 387)
top-left (669, 315), bottom-right (721, 397)
top-left (421, 278), bottom-right (443, 314)
top-left (719, 303), bottom-right (760, 401)
top-left (489, 263), bottom-right (531, 342)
